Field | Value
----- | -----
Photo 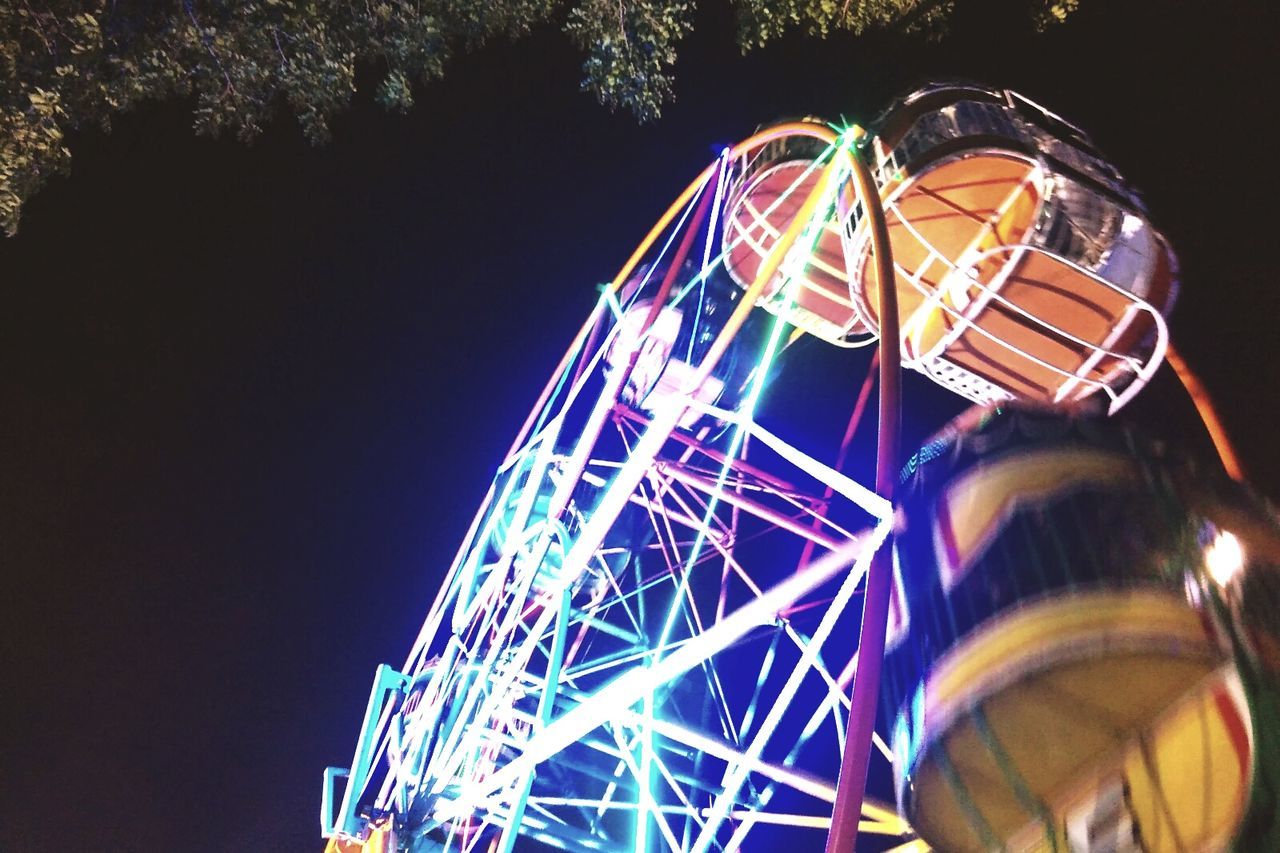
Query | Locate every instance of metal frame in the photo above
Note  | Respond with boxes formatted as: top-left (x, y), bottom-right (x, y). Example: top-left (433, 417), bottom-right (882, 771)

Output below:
top-left (323, 123), bottom-right (910, 852)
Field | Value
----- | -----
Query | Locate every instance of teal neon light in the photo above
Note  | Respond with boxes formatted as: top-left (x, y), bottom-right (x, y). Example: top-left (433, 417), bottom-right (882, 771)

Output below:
top-left (328, 664), bottom-right (408, 839)
top-left (651, 140), bottom-right (851, 659)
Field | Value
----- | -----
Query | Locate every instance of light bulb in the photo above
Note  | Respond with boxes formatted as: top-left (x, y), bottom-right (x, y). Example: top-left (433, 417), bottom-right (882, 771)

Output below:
top-left (1205, 529), bottom-right (1245, 587)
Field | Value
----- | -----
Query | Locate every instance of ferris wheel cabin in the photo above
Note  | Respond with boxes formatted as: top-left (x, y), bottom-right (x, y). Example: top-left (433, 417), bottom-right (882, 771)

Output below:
top-left (721, 122), bottom-right (873, 346)
top-left (843, 84), bottom-right (1178, 411)
top-left (883, 408), bottom-right (1280, 851)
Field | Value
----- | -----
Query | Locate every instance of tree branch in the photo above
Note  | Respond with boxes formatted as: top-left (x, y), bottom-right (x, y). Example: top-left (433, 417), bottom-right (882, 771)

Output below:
top-left (182, 0), bottom-right (235, 97)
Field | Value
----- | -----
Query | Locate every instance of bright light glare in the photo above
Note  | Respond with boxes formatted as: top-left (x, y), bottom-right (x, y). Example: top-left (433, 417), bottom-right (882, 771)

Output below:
top-left (1205, 529), bottom-right (1245, 586)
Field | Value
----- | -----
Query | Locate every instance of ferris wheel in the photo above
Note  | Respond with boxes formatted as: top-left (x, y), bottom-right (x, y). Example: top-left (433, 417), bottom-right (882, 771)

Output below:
top-left (321, 83), bottom-right (1280, 853)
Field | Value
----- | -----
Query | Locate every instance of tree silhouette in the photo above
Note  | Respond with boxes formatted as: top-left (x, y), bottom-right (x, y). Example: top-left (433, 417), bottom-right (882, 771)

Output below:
top-left (0, 0), bottom-right (1079, 234)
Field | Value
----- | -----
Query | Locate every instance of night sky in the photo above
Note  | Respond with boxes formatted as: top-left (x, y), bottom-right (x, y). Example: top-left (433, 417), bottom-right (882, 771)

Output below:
top-left (2, 1), bottom-right (1277, 850)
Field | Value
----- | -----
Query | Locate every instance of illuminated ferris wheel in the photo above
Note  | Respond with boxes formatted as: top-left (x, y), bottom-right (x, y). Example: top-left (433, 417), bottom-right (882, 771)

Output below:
top-left (321, 83), bottom-right (1280, 853)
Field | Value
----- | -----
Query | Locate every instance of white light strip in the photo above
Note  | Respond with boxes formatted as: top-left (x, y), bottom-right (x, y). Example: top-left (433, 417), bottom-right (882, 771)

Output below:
top-left (684, 399), bottom-right (891, 521)
top-left (431, 530), bottom-right (885, 824)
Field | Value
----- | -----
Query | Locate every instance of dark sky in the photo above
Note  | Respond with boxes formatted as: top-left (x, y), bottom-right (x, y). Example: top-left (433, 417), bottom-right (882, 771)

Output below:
top-left (2, 1), bottom-right (1277, 851)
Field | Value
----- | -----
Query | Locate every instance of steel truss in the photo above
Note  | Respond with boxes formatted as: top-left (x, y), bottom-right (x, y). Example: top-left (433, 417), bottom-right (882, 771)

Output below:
top-left (323, 124), bottom-right (914, 853)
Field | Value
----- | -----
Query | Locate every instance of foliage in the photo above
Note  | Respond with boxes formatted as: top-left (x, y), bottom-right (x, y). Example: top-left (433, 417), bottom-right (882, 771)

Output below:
top-left (0, 0), bottom-right (1078, 235)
